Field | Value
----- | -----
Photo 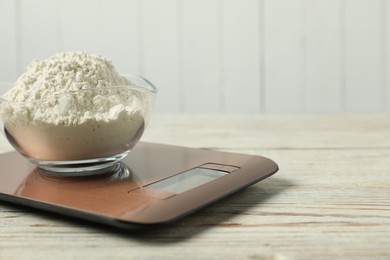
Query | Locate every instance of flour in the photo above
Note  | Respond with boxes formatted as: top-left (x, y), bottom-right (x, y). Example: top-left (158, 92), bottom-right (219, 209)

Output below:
top-left (0, 52), bottom-right (149, 161)
top-left (2, 52), bottom-right (143, 126)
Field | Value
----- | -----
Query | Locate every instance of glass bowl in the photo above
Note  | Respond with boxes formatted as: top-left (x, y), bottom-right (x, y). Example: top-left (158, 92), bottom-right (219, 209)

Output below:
top-left (0, 75), bottom-right (157, 177)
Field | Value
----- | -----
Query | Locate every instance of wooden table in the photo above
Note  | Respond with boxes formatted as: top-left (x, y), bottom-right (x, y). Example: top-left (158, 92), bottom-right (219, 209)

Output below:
top-left (0, 114), bottom-right (389, 259)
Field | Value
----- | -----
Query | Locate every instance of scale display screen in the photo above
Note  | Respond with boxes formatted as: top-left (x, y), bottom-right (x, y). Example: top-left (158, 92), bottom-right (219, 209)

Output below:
top-left (145, 167), bottom-right (228, 194)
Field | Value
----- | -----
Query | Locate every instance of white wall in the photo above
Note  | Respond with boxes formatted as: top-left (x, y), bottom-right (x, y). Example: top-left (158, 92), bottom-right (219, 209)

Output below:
top-left (0, 0), bottom-right (389, 114)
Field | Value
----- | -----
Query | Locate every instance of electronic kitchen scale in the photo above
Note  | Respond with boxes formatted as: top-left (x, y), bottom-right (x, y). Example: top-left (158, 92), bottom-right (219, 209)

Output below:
top-left (0, 142), bottom-right (278, 229)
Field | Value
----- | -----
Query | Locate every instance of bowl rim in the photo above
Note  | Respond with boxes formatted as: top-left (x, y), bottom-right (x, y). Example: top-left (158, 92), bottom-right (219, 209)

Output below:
top-left (0, 74), bottom-right (157, 104)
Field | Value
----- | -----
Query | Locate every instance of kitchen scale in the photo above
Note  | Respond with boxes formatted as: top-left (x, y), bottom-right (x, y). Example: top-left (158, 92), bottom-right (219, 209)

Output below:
top-left (0, 142), bottom-right (278, 229)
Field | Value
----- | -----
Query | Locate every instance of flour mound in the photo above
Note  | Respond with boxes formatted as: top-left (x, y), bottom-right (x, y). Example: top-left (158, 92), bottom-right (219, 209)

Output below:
top-left (0, 52), bottom-right (150, 161)
top-left (2, 51), bottom-right (143, 126)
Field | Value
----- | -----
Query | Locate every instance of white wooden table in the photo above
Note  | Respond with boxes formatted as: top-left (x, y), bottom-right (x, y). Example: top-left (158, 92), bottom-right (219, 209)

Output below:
top-left (0, 114), bottom-right (389, 259)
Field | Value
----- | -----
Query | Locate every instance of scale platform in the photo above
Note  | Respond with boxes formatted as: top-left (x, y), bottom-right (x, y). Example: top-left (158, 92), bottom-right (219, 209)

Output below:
top-left (0, 142), bottom-right (278, 229)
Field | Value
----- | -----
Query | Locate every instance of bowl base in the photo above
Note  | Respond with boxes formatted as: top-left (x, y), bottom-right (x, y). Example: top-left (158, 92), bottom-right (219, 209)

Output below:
top-left (38, 162), bottom-right (123, 177)
top-left (28, 152), bottom-right (129, 177)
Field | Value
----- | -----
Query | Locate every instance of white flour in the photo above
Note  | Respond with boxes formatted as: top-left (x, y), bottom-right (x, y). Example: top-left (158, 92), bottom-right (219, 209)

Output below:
top-left (1, 52), bottom-right (147, 161)
top-left (2, 52), bottom-right (143, 126)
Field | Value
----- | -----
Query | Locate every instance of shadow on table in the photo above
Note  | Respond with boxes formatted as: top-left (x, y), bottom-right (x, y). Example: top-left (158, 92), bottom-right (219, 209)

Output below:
top-left (0, 177), bottom-right (293, 243)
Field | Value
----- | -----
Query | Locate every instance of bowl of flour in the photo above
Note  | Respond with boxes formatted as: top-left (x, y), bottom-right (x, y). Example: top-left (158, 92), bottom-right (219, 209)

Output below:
top-left (0, 52), bottom-right (157, 176)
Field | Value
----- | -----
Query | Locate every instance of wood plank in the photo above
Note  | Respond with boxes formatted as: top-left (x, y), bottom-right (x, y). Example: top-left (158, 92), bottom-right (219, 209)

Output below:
top-left (221, 0), bottom-right (261, 113)
top-left (141, 0), bottom-right (180, 113)
top-left (142, 114), bottom-right (390, 150)
top-left (0, 0), bottom-right (17, 82)
top-left (345, 0), bottom-right (384, 112)
top-left (304, 0), bottom-right (343, 112)
top-left (180, 0), bottom-right (221, 113)
top-left (264, 0), bottom-right (304, 113)
top-left (0, 145), bottom-right (389, 259)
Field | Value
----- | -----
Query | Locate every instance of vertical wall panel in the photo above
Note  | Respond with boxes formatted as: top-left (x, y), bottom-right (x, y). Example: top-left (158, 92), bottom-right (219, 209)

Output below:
top-left (222, 0), bottom-right (261, 113)
top-left (264, 0), bottom-right (304, 113)
top-left (181, 0), bottom-right (221, 113)
top-left (142, 0), bottom-right (180, 113)
top-left (385, 0), bottom-right (390, 111)
top-left (60, 0), bottom-right (102, 54)
top-left (0, 0), bottom-right (17, 82)
top-left (61, 0), bottom-right (140, 74)
top-left (19, 0), bottom-right (58, 73)
top-left (345, 0), bottom-right (383, 112)
top-left (304, 0), bottom-right (342, 113)
top-left (99, 0), bottom-right (139, 74)
top-left (3, 0), bottom-right (390, 113)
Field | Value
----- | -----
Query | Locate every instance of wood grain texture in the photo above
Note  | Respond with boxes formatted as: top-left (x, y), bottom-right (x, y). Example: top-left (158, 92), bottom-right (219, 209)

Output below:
top-left (0, 114), bottom-right (389, 259)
